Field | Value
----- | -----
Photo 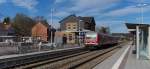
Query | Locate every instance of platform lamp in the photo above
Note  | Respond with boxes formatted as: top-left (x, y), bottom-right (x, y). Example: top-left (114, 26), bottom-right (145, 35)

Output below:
top-left (50, 8), bottom-right (55, 46)
top-left (136, 3), bottom-right (149, 24)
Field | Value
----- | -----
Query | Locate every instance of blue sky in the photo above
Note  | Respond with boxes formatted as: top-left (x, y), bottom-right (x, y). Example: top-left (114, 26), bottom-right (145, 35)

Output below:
top-left (0, 0), bottom-right (150, 33)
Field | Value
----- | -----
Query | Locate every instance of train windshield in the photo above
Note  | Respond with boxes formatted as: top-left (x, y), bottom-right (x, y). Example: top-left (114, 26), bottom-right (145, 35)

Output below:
top-left (86, 34), bottom-right (97, 39)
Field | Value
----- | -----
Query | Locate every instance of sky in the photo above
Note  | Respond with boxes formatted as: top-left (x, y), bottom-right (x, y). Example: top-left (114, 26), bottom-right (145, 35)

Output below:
top-left (0, 0), bottom-right (150, 33)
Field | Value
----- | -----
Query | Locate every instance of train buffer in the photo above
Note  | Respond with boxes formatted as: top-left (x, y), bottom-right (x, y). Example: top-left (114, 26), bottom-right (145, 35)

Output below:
top-left (93, 42), bottom-right (150, 69)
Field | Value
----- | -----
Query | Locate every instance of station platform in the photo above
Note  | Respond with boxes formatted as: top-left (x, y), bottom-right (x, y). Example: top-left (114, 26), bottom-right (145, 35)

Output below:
top-left (93, 42), bottom-right (150, 69)
top-left (124, 46), bottom-right (150, 69)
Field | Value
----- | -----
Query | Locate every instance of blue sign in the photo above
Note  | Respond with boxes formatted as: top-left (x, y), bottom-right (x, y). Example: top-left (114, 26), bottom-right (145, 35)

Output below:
top-left (80, 32), bottom-right (85, 36)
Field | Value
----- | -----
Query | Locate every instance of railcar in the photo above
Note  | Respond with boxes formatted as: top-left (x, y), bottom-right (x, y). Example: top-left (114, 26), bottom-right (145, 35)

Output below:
top-left (84, 32), bottom-right (118, 49)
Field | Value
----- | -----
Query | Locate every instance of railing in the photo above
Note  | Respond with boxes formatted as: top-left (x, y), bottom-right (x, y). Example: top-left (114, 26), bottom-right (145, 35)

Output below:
top-left (0, 42), bottom-right (19, 47)
top-left (0, 41), bottom-right (82, 56)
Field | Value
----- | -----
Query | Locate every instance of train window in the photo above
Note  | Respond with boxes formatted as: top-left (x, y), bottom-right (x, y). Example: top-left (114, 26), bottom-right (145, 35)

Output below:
top-left (86, 34), bottom-right (96, 39)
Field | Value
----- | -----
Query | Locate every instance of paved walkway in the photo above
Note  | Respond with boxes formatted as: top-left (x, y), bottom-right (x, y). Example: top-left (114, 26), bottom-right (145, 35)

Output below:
top-left (93, 43), bottom-right (130, 69)
top-left (124, 46), bottom-right (150, 69)
top-left (93, 42), bottom-right (150, 69)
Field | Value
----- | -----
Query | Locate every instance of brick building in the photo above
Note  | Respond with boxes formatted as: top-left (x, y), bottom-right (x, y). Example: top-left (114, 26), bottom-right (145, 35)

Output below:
top-left (32, 20), bottom-right (55, 42)
top-left (59, 14), bottom-right (96, 44)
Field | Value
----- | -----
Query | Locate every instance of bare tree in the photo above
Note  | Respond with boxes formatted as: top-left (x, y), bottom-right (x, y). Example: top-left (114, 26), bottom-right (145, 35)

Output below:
top-left (96, 26), bottom-right (110, 34)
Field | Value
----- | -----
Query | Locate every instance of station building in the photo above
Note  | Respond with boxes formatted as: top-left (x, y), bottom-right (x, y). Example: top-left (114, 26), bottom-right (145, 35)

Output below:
top-left (59, 14), bottom-right (96, 44)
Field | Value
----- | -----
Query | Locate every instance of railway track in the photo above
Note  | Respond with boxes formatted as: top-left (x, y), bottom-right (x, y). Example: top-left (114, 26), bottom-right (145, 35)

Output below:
top-left (15, 50), bottom-right (89, 69)
top-left (14, 44), bottom-right (123, 69)
top-left (0, 47), bottom-right (86, 69)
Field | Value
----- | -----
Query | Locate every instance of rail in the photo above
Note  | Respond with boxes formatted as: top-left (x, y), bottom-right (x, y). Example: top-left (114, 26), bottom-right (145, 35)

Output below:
top-left (0, 47), bottom-right (85, 69)
top-left (16, 43), bottom-right (125, 69)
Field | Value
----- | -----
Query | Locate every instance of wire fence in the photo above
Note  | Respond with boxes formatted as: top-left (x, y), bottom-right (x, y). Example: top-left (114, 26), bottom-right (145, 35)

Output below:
top-left (0, 42), bottom-right (81, 56)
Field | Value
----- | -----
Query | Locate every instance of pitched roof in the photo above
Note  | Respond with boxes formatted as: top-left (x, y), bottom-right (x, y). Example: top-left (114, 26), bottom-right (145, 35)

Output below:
top-left (78, 16), bottom-right (95, 25)
top-left (35, 20), bottom-right (50, 28)
top-left (33, 21), bottom-right (57, 32)
top-left (59, 14), bottom-right (78, 23)
top-left (59, 14), bottom-right (95, 25)
top-left (125, 23), bottom-right (149, 29)
top-left (41, 22), bottom-right (49, 27)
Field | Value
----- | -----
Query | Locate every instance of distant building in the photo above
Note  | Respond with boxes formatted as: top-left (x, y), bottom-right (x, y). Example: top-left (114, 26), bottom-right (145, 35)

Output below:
top-left (111, 33), bottom-right (133, 41)
top-left (32, 20), bottom-right (56, 42)
top-left (0, 21), bottom-right (15, 42)
top-left (0, 22), bottom-right (15, 36)
top-left (54, 31), bottom-right (64, 44)
top-left (59, 14), bottom-right (96, 44)
top-left (111, 33), bottom-right (131, 37)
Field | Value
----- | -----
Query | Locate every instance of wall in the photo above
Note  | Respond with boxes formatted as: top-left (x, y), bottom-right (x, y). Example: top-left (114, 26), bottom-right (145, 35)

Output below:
top-left (32, 22), bottom-right (48, 42)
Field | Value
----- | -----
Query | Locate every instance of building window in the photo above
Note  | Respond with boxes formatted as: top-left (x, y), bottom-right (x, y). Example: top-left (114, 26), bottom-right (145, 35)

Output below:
top-left (73, 25), bottom-right (76, 26)
top-left (68, 27), bottom-right (71, 29)
top-left (68, 24), bottom-right (70, 26)
top-left (69, 34), bottom-right (72, 40)
top-left (73, 27), bottom-right (76, 29)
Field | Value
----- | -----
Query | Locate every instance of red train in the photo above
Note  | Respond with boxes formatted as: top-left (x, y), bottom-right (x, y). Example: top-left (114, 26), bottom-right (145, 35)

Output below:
top-left (84, 32), bottom-right (118, 49)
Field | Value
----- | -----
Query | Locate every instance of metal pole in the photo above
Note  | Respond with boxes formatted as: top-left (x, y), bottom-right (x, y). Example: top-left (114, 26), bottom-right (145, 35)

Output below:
top-left (141, 5), bottom-right (144, 24)
top-left (50, 8), bottom-right (53, 46)
top-left (139, 0), bottom-right (147, 24)
top-left (136, 26), bottom-right (140, 59)
top-left (148, 27), bottom-right (150, 59)
top-left (78, 19), bottom-right (81, 46)
top-left (38, 42), bottom-right (41, 52)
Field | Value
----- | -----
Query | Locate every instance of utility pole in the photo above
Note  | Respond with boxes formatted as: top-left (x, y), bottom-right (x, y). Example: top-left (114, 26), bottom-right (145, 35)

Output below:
top-left (137, 0), bottom-right (148, 24)
top-left (78, 18), bottom-right (80, 46)
top-left (50, 8), bottom-right (53, 46)
top-left (50, 1), bottom-right (57, 47)
top-left (78, 17), bottom-right (83, 46)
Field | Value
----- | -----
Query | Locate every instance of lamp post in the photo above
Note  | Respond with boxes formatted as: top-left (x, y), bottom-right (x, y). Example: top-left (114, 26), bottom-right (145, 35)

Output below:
top-left (50, 1), bottom-right (57, 46)
top-left (137, 3), bottom-right (148, 24)
top-left (50, 8), bottom-right (54, 46)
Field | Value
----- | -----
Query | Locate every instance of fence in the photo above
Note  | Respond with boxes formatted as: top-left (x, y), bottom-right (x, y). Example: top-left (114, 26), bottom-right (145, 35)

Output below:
top-left (0, 41), bottom-right (80, 56)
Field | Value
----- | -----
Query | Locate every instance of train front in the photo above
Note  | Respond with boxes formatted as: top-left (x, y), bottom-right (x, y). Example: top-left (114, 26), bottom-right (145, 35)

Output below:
top-left (84, 32), bottom-right (99, 49)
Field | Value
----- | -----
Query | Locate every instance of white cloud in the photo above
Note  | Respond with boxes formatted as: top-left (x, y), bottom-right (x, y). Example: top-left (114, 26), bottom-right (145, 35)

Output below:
top-left (96, 20), bottom-right (128, 33)
top-left (70, 0), bottom-right (120, 11)
top-left (0, 0), bottom-right (7, 4)
top-left (62, 0), bottom-right (121, 18)
top-left (104, 5), bottom-right (150, 17)
top-left (12, 0), bottom-right (38, 11)
top-left (48, 0), bottom-right (150, 32)
top-left (54, 11), bottom-right (70, 18)
top-left (125, 0), bottom-right (150, 3)
top-left (47, 18), bottom-right (60, 28)
top-left (76, 8), bottom-right (104, 17)
top-left (54, 0), bottom-right (66, 3)
top-left (53, 0), bottom-right (121, 17)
